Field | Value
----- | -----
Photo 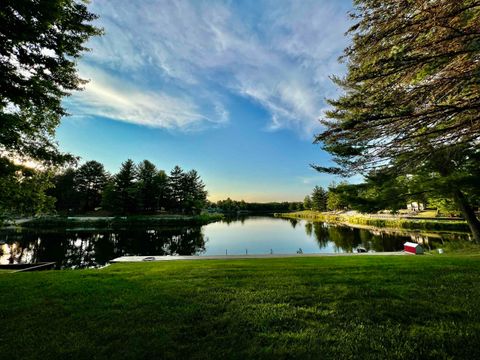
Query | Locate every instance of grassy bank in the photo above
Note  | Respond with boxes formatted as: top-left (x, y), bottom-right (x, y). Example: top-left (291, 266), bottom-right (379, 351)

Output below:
top-left (1, 256), bottom-right (480, 359)
top-left (277, 210), bottom-right (471, 232)
top-left (17, 213), bottom-right (223, 229)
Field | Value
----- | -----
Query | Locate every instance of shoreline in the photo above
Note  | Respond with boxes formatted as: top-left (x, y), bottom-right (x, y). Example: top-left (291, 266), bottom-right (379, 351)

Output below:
top-left (3, 213), bottom-right (224, 229)
top-left (276, 210), bottom-right (471, 233)
top-left (110, 252), bottom-right (407, 263)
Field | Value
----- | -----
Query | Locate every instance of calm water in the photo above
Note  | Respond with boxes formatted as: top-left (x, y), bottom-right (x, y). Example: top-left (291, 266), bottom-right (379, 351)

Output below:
top-left (0, 216), bottom-right (472, 269)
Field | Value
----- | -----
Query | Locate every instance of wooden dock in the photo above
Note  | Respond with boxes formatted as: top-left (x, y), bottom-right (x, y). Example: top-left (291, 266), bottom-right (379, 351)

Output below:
top-left (111, 252), bottom-right (405, 263)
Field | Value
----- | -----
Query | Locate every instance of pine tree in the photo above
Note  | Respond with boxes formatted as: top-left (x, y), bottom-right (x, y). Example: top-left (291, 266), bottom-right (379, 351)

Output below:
top-left (168, 166), bottom-right (185, 211)
top-left (311, 186), bottom-right (327, 212)
top-left (114, 159), bottom-right (138, 214)
top-left (74, 161), bottom-right (108, 212)
top-left (303, 195), bottom-right (312, 210)
top-left (315, 0), bottom-right (480, 240)
top-left (137, 160), bottom-right (158, 212)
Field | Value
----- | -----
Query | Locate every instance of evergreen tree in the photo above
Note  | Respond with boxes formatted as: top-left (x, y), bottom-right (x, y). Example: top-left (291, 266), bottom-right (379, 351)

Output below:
top-left (311, 186), bottom-right (327, 212)
top-left (181, 170), bottom-right (207, 214)
top-left (155, 170), bottom-right (169, 211)
top-left (303, 195), bottom-right (312, 210)
top-left (100, 180), bottom-right (117, 212)
top-left (74, 161), bottom-right (108, 212)
top-left (315, 0), bottom-right (480, 240)
top-left (50, 168), bottom-right (79, 213)
top-left (327, 183), bottom-right (350, 212)
top-left (168, 166), bottom-right (185, 211)
top-left (137, 160), bottom-right (158, 212)
top-left (114, 159), bottom-right (138, 214)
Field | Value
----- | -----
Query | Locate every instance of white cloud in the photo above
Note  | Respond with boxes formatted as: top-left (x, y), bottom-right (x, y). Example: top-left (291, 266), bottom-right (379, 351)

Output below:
top-left (75, 0), bottom-right (351, 133)
top-left (68, 65), bottom-right (227, 130)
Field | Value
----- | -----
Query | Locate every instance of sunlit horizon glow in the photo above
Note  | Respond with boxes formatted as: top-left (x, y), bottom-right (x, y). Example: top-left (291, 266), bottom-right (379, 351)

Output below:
top-left (57, 0), bottom-right (354, 202)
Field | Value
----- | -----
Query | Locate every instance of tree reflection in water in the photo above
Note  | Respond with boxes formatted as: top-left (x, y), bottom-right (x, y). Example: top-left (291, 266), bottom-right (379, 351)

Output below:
top-left (0, 227), bottom-right (205, 269)
top-left (306, 221), bottom-right (472, 253)
top-left (0, 217), bottom-right (473, 268)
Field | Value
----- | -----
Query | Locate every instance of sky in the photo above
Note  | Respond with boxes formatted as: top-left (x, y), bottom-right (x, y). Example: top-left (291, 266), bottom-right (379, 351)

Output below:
top-left (58, 0), bottom-right (355, 202)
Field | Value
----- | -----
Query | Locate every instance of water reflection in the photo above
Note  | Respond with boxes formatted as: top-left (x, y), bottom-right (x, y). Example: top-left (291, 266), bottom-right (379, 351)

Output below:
top-left (0, 216), bottom-right (474, 269)
top-left (0, 227), bottom-right (205, 269)
top-left (307, 221), bottom-right (472, 253)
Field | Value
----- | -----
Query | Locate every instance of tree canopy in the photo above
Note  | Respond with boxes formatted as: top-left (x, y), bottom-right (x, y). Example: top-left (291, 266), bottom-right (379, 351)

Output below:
top-left (0, 0), bottom-right (102, 164)
top-left (315, 0), bottom-right (480, 241)
top-left (315, 0), bottom-right (480, 175)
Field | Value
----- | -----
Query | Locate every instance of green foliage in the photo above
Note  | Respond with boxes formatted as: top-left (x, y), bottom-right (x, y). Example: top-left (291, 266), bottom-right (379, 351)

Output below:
top-left (114, 159), bottom-right (138, 214)
top-left (74, 160), bottom-right (108, 212)
top-left (1, 256), bottom-right (480, 359)
top-left (311, 185), bottom-right (327, 211)
top-left (137, 160), bottom-right (160, 212)
top-left (303, 195), bottom-right (312, 210)
top-left (0, 157), bottom-right (55, 217)
top-left (22, 213), bottom-right (223, 229)
top-left (315, 1), bottom-right (480, 239)
top-left (165, 166), bottom-right (208, 214)
top-left (214, 199), bottom-right (303, 213)
top-left (279, 211), bottom-right (471, 232)
top-left (0, 0), bottom-right (102, 164)
top-left (326, 182), bottom-right (349, 211)
top-left (48, 168), bottom-right (79, 213)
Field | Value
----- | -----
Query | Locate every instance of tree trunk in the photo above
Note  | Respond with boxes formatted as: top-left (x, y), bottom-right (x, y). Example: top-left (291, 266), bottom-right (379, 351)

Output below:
top-left (453, 190), bottom-right (480, 243)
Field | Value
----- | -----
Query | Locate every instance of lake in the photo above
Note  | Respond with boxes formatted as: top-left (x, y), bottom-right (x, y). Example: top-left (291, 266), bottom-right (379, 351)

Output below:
top-left (0, 216), bottom-right (472, 269)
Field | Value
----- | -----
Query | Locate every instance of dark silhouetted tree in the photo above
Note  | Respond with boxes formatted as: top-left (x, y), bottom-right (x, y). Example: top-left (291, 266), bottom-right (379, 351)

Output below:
top-left (0, 0), bottom-right (102, 164)
top-left (114, 159), bottom-right (138, 214)
top-left (74, 161), bottom-right (108, 212)
top-left (50, 168), bottom-right (79, 213)
top-left (181, 170), bottom-right (208, 214)
top-left (137, 160), bottom-right (158, 212)
top-left (168, 166), bottom-right (185, 211)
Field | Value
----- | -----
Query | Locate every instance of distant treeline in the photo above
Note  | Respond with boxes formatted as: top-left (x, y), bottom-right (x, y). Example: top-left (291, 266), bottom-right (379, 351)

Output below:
top-left (49, 159), bottom-right (208, 215)
top-left (211, 198), bottom-right (304, 213)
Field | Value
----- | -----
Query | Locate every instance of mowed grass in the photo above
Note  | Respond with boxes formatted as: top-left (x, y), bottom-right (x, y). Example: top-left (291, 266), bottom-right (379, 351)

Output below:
top-left (1, 256), bottom-right (480, 359)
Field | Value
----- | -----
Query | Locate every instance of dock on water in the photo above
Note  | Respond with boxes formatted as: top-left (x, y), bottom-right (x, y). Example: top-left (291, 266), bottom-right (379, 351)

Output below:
top-left (110, 252), bottom-right (405, 263)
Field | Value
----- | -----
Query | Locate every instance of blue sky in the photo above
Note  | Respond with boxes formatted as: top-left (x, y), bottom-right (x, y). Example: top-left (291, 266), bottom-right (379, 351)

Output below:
top-left (58, 0), bottom-right (354, 202)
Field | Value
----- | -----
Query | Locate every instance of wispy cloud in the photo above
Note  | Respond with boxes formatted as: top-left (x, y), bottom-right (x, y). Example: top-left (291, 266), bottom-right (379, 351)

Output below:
top-left (73, 0), bottom-right (351, 133)
top-left (68, 65), bottom-right (228, 130)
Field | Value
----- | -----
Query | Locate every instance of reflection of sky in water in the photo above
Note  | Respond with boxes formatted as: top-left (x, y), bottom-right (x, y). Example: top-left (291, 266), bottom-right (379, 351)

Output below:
top-left (203, 217), bottom-right (342, 255)
top-left (0, 216), bottom-right (473, 268)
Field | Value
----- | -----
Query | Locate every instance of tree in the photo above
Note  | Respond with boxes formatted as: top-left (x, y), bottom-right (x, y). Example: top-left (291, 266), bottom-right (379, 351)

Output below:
top-left (180, 170), bottom-right (208, 214)
top-left (49, 168), bottom-right (79, 213)
top-left (155, 170), bottom-right (169, 211)
top-left (168, 166), bottom-right (185, 210)
top-left (137, 160), bottom-right (158, 212)
top-left (303, 195), bottom-right (313, 210)
top-left (0, 157), bottom-right (55, 218)
top-left (311, 186), bottom-right (327, 212)
top-left (327, 183), bottom-right (349, 212)
top-left (100, 179), bottom-right (117, 212)
top-left (315, 0), bottom-right (480, 241)
top-left (0, 0), bottom-right (102, 164)
top-left (113, 159), bottom-right (138, 214)
top-left (74, 161), bottom-right (108, 212)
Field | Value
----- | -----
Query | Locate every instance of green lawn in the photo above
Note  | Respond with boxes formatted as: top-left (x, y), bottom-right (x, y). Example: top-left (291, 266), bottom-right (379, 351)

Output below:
top-left (1, 256), bottom-right (479, 359)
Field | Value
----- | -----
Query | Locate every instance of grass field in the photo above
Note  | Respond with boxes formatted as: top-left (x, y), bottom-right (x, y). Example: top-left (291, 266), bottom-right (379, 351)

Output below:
top-left (1, 255), bottom-right (479, 359)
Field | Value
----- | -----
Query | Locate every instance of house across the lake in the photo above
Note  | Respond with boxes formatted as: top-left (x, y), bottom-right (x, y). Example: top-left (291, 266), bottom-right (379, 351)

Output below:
top-left (406, 202), bottom-right (424, 212)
